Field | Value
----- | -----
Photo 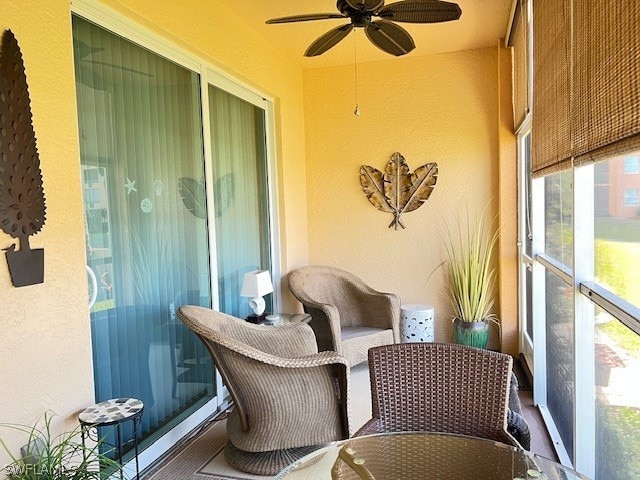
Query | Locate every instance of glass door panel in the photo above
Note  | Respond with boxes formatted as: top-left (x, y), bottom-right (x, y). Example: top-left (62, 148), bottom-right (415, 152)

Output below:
top-left (73, 16), bottom-right (215, 453)
top-left (208, 85), bottom-right (272, 317)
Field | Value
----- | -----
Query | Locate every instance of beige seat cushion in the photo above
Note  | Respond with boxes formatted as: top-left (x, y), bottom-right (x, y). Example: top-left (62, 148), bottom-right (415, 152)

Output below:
top-left (341, 327), bottom-right (394, 366)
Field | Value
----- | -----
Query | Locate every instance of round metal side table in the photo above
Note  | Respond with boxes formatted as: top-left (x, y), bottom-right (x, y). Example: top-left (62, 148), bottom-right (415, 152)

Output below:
top-left (79, 398), bottom-right (144, 479)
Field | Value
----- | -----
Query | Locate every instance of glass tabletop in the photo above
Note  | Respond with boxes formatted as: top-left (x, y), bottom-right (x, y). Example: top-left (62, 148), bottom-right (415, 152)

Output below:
top-left (275, 432), bottom-right (591, 480)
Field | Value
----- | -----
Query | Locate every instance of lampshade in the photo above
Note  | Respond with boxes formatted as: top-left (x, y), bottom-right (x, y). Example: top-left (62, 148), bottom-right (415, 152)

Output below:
top-left (241, 270), bottom-right (273, 298)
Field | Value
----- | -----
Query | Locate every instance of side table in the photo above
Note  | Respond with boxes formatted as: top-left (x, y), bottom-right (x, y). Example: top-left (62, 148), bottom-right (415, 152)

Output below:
top-left (79, 398), bottom-right (144, 479)
top-left (400, 304), bottom-right (435, 342)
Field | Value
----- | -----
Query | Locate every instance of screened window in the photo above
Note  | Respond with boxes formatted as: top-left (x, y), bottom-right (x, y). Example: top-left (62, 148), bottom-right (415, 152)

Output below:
top-left (595, 156), bottom-right (640, 308)
top-left (544, 170), bottom-right (573, 267)
top-left (529, 0), bottom-right (640, 477)
top-left (593, 307), bottom-right (640, 480)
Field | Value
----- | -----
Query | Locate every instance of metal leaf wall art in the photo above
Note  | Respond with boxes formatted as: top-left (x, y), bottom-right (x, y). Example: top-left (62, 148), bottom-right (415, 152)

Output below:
top-left (360, 152), bottom-right (438, 230)
top-left (0, 30), bottom-right (47, 286)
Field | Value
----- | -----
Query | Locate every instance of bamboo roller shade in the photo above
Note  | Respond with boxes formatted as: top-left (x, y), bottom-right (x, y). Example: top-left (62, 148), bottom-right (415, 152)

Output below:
top-left (532, 0), bottom-right (640, 177)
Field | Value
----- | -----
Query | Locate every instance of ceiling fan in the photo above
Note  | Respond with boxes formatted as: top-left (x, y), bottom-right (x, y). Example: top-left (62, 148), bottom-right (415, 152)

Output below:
top-left (266, 0), bottom-right (462, 57)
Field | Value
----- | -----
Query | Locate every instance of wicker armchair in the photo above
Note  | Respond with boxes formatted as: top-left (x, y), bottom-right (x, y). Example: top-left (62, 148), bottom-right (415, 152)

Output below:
top-left (288, 265), bottom-right (400, 366)
top-left (177, 305), bottom-right (351, 475)
top-left (355, 342), bottom-right (521, 448)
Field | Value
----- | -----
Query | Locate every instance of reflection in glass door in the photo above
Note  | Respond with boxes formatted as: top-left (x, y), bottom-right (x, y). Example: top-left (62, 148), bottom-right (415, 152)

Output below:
top-left (74, 16), bottom-right (215, 455)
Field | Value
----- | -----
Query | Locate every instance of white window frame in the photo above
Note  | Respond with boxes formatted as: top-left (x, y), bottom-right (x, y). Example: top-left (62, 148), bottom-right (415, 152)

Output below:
top-left (531, 160), bottom-right (640, 479)
top-left (517, 115), bottom-right (534, 369)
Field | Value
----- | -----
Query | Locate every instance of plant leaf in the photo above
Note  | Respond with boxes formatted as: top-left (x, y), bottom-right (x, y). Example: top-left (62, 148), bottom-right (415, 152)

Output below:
top-left (360, 165), bottom-right (393, 213)
top-left (178, 177), bottom-right (206, 219)
top-left (383, 152), bottom-right (413, 213)
top-left (443, 205), bottom-right (499, 323)
top-left (402, 162), bottom-right (438, 213)
top-left (215, 173), bottom-right (234, 217)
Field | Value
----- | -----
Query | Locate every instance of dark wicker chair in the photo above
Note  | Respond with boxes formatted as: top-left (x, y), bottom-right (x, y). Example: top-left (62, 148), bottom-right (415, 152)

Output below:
top-left (178, 305), bottom-right (351, 475)
top-left (288, 265), bottom-right (401, 366)
top-left (356, 342), bottom-right (521, 448)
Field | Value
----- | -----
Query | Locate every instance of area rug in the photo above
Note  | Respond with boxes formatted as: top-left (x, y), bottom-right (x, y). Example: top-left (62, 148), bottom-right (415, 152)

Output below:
top-left (144, 362), bottom-right (371, 480)
top-left (143, 418), bottom-right (267, 480)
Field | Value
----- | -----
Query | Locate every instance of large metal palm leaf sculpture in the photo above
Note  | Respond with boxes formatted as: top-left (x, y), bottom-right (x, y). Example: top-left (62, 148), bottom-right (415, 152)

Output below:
top-left (361, 152), bottom-right (438, 229)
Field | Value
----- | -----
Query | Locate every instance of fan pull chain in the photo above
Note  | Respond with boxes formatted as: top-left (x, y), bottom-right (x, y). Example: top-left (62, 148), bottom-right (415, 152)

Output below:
top-left (353, 33), bottom-right (360, 117)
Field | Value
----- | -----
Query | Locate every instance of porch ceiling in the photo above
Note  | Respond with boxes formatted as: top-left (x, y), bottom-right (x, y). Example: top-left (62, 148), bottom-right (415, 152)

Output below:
top-left (231, 0), bottom-right (513, 69)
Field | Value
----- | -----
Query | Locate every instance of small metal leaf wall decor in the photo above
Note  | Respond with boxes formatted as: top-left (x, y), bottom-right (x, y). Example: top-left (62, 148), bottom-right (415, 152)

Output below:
top-left (360, 152), bottom-right (438, 230)
top-left (0, 30), bottom-right (47, 287)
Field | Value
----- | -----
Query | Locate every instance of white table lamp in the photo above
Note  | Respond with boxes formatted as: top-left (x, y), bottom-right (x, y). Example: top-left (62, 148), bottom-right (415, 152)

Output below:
top-left (241, 270), bottom-right (273, 317)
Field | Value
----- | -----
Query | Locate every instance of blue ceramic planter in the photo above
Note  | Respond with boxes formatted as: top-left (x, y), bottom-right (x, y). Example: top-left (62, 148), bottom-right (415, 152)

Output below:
top-left (453, 318), bottom-right (489, 349)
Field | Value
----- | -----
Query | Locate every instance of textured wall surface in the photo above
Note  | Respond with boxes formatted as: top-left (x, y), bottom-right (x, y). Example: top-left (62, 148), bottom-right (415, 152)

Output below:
top-left (498, 43), bottom-right (519, 356)
top-left (0, 0), bottom-right (95, 468)
top-left (0, 0), bottom-right (309, 469)
top-left (303, 47), bottom-right (515, 349)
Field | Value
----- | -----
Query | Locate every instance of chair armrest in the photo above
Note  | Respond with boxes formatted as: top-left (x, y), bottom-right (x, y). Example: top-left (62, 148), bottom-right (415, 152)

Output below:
top-left (507, 410), bottom-right (531, 450)
top-left (353, 418), bottom-right (385, 437)
top-left (355, 290), bottom-right (401, 342)
top-left (298, 301), bottom-right (344, 354)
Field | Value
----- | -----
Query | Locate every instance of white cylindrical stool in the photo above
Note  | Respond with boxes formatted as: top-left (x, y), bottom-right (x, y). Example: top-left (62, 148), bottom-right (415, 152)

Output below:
top-left (400, 304), bottom-right (435, 342)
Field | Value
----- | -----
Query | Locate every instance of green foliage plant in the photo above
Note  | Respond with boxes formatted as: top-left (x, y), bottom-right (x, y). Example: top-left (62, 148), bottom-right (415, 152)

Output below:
top-left (0, 412), bottom-right (121, 479)
top-left (444, 206), bottom-right (500, 327)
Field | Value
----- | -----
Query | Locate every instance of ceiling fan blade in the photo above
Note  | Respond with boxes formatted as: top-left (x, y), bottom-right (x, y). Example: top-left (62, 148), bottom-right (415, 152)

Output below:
top-left (266, 13), bottom-right (346, 24)
top-left (305, 24), bottom-right (354, 57)
top-left (365, 20), bottom-right (415, 56)
top-left (345, 0), bottom-right (385, 11)
top-left (377, 0), bottom-right (462, 23)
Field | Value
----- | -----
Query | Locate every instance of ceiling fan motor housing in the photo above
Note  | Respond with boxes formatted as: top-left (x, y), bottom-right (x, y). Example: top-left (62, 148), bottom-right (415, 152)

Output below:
top-left (267, 0), bottom-right (462, 57)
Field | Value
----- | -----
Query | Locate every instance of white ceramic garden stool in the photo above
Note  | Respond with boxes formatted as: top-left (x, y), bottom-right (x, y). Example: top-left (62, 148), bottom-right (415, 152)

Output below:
top-left (400, 304), bottom-right (435, 342)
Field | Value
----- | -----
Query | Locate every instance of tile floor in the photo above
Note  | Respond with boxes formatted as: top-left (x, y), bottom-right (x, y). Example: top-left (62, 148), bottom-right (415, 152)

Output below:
top-left (518, 389), bottom-right (558, 461)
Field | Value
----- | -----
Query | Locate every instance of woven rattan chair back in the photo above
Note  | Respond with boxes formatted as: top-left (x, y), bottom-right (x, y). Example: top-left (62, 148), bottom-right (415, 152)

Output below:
top-left (177, 305), bottom-right (351, 475)
top-left (357, 342), bottom-right (516, 446)
top-left (288, 265), bottom-right (401, 365)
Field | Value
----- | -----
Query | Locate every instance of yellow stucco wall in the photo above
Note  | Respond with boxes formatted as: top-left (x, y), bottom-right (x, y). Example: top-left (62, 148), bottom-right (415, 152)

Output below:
top-left (498, 43), bottom-right (519, 356)
top-left (302, 46), bottom-right (517, 351)
top-left (0, 0), bottom-right (95, 464)
top-left (0, 0), bottom-right (518, 468)
top-left (0, 0), bottom-right (309, 465)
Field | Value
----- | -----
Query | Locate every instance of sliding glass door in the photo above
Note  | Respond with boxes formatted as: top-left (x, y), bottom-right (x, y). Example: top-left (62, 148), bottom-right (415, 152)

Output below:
top-left (208, 84), bottom-right (272, 318)
top-left (74, 15), bottom-right (215, 452)
top-left (72, 12), bottom-right (276, 466)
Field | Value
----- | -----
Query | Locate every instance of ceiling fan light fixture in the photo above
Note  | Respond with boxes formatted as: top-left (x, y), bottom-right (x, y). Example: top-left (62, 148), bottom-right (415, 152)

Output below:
top-left (266, 0), bottom-right (462, 57)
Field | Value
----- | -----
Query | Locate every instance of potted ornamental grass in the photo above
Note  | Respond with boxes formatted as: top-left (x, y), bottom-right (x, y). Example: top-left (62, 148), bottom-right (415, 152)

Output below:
top-left (444, 207), bottom-right (500, 349)
top-left (0, 412), bottom-right (121, 479)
